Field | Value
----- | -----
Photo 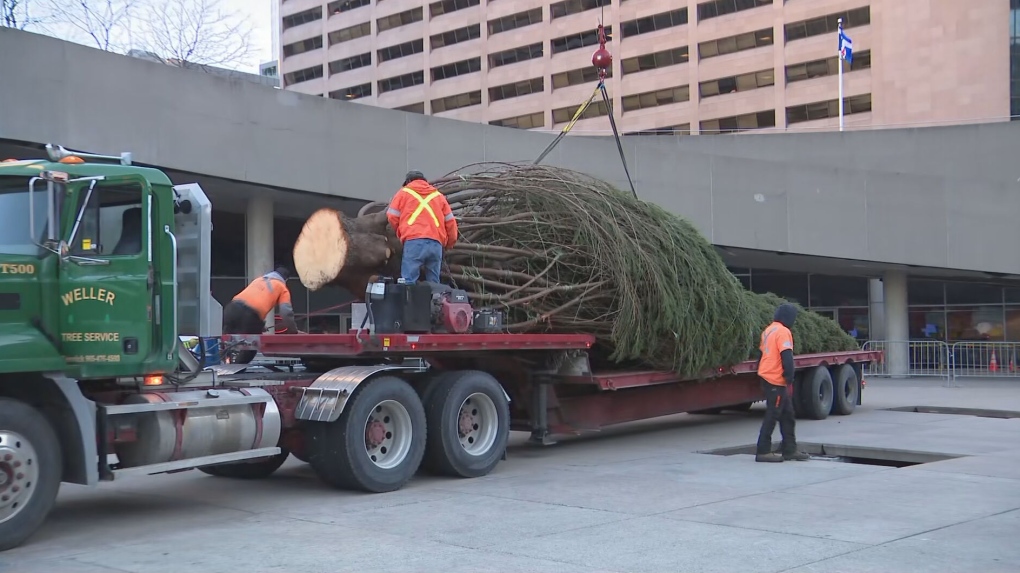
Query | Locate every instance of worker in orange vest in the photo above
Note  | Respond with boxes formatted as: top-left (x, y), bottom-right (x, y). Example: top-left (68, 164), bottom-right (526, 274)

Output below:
top-left (386, 170), bottom-right (458, 284)
top-left (224, 266), bottom-right (300, 336)
top-left (755, 303), bottom-right (810, 463)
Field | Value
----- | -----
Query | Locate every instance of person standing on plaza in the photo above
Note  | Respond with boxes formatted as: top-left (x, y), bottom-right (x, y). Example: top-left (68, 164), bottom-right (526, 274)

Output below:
top-left (755, 303), bottom-right (810, 463)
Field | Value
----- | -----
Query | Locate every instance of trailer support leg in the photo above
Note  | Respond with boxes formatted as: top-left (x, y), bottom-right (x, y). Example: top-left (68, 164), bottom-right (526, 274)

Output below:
top-left (527, 381), bottom-right (556, 446)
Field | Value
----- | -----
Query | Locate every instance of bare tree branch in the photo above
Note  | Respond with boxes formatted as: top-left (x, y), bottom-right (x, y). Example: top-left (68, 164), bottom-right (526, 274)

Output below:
top-left (140, 0), bottom-right (254, 70)
top-left (35, 0), bottom-right (141, 51)
top-left (2, 0), bottom-right (43, 29)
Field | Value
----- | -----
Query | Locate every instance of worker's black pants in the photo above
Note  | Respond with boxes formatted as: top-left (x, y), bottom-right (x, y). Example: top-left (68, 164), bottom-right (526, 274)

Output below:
top-left (756, 380), bottom-right (797, 456)
top-left (222, 301), bottom-right (264, 364)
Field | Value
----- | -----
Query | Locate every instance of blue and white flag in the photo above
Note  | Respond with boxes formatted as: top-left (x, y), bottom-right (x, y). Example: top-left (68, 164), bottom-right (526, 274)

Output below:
top-left (838, 26), bottom-right (853, 64)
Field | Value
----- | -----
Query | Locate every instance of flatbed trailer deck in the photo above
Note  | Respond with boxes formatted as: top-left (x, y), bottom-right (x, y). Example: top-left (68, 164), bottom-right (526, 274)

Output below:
top-left (223, 332), bottom-right (881, 440)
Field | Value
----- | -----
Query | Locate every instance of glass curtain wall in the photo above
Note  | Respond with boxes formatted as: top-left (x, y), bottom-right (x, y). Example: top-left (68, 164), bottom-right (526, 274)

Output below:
top-left (908, 279), bottom-right (1020, 343)
top-left (728, 268), bottom-right (870, 343)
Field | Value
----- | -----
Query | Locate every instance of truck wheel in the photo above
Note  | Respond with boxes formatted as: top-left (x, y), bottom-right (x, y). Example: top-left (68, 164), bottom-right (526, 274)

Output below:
top-left (198, 450), bottom-right (290, 479)
top-left (830, 364), bottom-right (859, 416)
top-left (798, 366), bottom-right (834, 420)
top-left (308, 376), bottom-right (426, 493)
top-left (423, 371), bottom-right (510, 478)
top-left (792, 372), bottom-right (806, 418)
top-left (0, 398), bottom-right (62, 552)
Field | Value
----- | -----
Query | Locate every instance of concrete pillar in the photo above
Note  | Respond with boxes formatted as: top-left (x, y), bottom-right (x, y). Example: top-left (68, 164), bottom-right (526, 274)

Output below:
top-left (869, 278), bottom-right (885, 340)
top-left (883, 270), bottom-right (910, 377)
top-left (246, 196), bottom-right (275, 329)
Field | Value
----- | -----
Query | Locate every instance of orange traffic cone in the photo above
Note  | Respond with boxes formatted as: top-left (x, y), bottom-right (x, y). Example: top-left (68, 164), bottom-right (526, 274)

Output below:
top-left (989, 350), bottom-right (999, 372)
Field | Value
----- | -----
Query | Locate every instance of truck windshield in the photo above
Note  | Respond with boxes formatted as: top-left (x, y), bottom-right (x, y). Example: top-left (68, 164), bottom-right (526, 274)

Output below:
top-left (0, 176), bottom-right (53, 256)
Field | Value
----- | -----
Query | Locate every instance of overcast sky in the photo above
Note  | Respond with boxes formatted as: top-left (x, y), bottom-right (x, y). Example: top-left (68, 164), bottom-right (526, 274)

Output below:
top-left (225, 0), bottom-right (273, 71)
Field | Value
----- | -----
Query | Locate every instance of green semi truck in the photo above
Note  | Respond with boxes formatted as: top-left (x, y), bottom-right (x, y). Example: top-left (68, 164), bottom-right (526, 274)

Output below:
top-left (0, 144), bottom-right (879, 552)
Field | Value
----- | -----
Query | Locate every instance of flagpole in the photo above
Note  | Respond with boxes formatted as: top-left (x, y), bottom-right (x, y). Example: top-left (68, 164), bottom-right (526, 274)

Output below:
top-left (838, 17), bottom-right (844, 132)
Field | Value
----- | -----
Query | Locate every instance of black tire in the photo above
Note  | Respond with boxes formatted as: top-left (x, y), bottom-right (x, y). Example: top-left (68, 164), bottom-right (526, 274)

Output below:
top-left (798, 366), bottom-right (834, 420)
top-left (423, 371), bottom-right (510, 478)
top-left (830, 364), bottom-right (859, 416)
top-left (307, 376), bottom-right (426, 493)
top-left (0, 398), bottom-right (63, 552)
top-left (198, 450), bottom-right (290, 479)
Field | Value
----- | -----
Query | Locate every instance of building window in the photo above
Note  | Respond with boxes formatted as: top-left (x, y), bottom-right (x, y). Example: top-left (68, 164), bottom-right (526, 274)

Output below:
top-left (786, 93), bottom-right (872, 124)
top-left (430, 24), bottom-right (480, 49)
top-left (785, 7), bottom-right (870, 43)
top-left (700, 69), bottom-right (774, 98)
top-left (786, 50), bottom-right (871, 83)
top-left (700, 109), bottom-right (776, 134)
top-left (377, 7), bottom-right (422, 33)
top-left (490, 111), bottom-right (545, 129)
top-left (550, 0), bottom-right (609, 20)
top-left (551, 27), bottom-right (610, 55)
top-left (622, 85), bottom-right (690, 112)
top-left (377, 39), bottom-right (423, 62)
top-left (621, 8), bottom-right (688, 38)
top-left (488, 8), bottom-right (542, 36)
top-left (489, 43), bottom-right (543, 67)
top-left (551, 65), bottom-right (612, 90)
top-left (329, 83), bottom-right (372, 100)
top-left (431, 90), bottom-right (482, 113)
top-left (378, 70), bottom-right (425, 93)
top-left (327, 0), bottom-right (369, 16)
top-left (430, 0), bottom-right (479, 18)
top-left (699, 28), bottom-right (772, 60)
top-left (1012, 0), bottom-right (1020, 118)
top-left (395, 102), bottom-right (426, 114)
top-left (329, 52), bottom-right (372, 74)
top-left (283, 35), bottom-right (323, 58)
top-left (621, 46), bottom-right (689, 75)
top-left (284, 65), bottom-right (323, 86)
top-left (624, 124), bottom-right (692, 136)
top-left (328, 21), bottom-right (371, 45)
top-left (489, 77), bottom-right (544, 102)
top-left (697, 0), bottom-right (771, 22)
top-left (553, 100), bottom-right (609, 123)
top-left (282, 6), bottom-right (322, 30)
top-left (431, 57), bottom-right (481, 82)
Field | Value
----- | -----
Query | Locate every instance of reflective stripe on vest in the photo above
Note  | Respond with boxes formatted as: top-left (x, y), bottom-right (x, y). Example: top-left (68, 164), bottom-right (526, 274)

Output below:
top-left (401, 187), bottom-right (442, 228)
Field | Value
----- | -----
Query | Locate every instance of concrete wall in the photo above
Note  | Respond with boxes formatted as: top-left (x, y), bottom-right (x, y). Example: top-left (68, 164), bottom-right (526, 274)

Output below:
top-left (2, 28), bottom-right (1019, 276)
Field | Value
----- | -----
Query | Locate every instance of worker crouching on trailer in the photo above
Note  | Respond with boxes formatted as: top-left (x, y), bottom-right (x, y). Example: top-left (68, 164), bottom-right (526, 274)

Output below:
top-left (223, 266), bottom-right (300, 362)
top-left (386, 170), bottom-right (458, 284)
top-left (755, 303), bottom-right (810, 463)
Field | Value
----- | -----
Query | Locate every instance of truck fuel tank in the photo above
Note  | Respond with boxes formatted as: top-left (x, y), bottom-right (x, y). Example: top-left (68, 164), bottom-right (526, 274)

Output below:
top-left (111, 388), bottom-right (282, 469)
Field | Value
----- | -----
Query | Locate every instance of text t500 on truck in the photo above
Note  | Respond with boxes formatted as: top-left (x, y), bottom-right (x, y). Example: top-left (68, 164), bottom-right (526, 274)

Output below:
top-left (0, 145), bottom-right (881, 551)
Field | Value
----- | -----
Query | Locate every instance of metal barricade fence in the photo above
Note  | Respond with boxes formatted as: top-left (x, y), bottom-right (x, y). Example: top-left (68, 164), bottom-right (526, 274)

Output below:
top-left (948, 341), bottom-right (1020, 379)
top-left (860, 340), bottom-right (951, 380)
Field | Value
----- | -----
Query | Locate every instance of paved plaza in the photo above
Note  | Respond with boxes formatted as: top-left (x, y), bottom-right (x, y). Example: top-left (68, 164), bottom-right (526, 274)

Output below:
top-left (2, 378), bottom-right (1018, 573)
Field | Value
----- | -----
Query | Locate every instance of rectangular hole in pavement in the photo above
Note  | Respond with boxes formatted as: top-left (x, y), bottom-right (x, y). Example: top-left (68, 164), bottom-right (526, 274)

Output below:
top-left (884, 406), bottom-right (1020, 419)
top-left (699, 443), bottom-right (962, 468)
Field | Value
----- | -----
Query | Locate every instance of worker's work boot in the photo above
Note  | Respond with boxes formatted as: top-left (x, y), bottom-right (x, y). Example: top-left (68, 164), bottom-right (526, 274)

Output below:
top-left (783, 451), bottom-right (810, 462)
top-left (755, 452), bottom-right (784, 463)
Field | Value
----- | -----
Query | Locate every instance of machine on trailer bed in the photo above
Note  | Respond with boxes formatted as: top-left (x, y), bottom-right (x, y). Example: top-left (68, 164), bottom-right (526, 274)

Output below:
top-left (0, 145), bottom-right (881, 552)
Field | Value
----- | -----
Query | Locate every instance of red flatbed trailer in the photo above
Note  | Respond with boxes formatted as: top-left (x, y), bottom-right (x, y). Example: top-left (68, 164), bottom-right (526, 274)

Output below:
top-left (223, 332), bottom-right (881, 443)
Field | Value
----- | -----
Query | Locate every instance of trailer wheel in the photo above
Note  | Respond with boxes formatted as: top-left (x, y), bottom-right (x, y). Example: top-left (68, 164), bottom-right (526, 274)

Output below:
top-left (0, 398), bottom-right (62, 552)
top-left (423, 371), bottom-right (510, 478)
top-left (308, 376), bottom-right (426, 493)
top-left (830, 364), bottom-right (859, 416)
top-left (198, 450), bottom-right (290, 479)
top-left (798, 366), bottom-right (834, 420)
top-left (792, 372), bottom-right (806, 418)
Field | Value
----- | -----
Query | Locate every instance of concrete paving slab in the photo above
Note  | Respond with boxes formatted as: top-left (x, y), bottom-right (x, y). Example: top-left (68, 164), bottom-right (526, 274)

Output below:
top-left (2, 379), bottom-right (1019, 573)
top-left (661, 485), bottom-right (995, 546)
top-left (290, 492), bottom-right (629, 550)
top-left (490, 515), bottom-right (866, 573)
top-left (899, 452), bottom-right (1020, 480)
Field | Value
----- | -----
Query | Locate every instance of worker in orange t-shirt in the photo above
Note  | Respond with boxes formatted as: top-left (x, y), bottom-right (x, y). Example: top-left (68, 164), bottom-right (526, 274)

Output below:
top-left (755, 303), bottom-right (810, 463)
top-left (386, 170), bottom-right (458, 284)
top-left (223, 266), bottom-right (300, 363)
